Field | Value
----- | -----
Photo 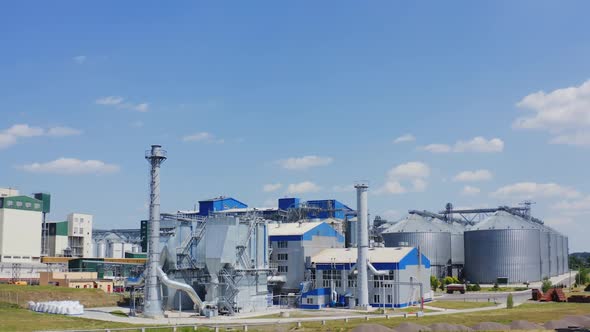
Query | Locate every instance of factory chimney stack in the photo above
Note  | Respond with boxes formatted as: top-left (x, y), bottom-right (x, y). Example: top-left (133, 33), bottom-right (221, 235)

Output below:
top-left (355, 181), bottom-right (369, 308)
top-left (144, 145), bottom-right (167, 318)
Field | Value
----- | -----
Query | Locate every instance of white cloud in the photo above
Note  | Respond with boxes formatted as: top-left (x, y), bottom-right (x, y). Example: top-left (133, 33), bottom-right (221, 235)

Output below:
top-left (286, 181), bottom-right (321, 194)
top-left (96, 96), bottom-right (149, 112)
top-left (18, 158), bottom-right (120, 175)
top-left (46, 126), bottom-right (82, 137)
top-left (73, 55), bottom-right (87, 64)
top-left (278, 155), bottom-right (333, 170)
top-left (0, 124), bottom-right (80, 149)
top-left (5, 124), bottom-right (44, 137)
top-left (331, 184), bottom-right (355, 193)
top-left (388, 161), bottom-right (430, 179)
top-left (393, 134), bottom-right (415, 144)
top-left (263, 183), bottom-right (282, 192)
top-left (453, 169), bottom-right (493, 182)
top-left (551, 196), bottom-right (590, 214)
top-left (461, 185), bottom-right (481, 196)
top-left (378, 161), bottom-right (430, 194)
top-left (183, 132), bottom-right (224, 143)
top-left (134, 103), bottom-right (149, 112)
top-left (421, 144), bottom-right (452, 153)
top-left (420, 137), bottom-right (504, 153)
top-left (491, 182), bottom-right (580, 199)
top-left (96, 96), bottom-right (124, 105)
top-left (514, 79), bottom-right (590, 146)
top-left (0, 133), bottom-right (17, 149)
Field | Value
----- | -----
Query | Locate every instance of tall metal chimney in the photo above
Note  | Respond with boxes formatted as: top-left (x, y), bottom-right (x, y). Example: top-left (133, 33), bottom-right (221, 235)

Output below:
top-left (355, 182), bottom-right (369, 308)
top-left (144, 145), bottom-right (167, 318)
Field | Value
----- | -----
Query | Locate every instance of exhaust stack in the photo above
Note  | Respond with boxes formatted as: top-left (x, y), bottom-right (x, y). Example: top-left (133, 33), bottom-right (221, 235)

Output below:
top-left (144, 145), bottom-right (167, 318)
top-left (355, 182), bottom-right (369, 308)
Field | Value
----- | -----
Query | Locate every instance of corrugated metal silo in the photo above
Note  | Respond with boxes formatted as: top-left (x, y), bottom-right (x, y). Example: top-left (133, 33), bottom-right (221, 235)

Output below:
top-left (564, 236), bottom-right (569, 273)
top-left (549, 232), bottom-right (558, 277)
top-left (464, 211), bottom-right (542, 284)
top-left (382, 214), bottom-right (451, 277)
top-left (540, 231), bottom-right (551, 279)
top-left (556, 235), bottom-right (564, 275)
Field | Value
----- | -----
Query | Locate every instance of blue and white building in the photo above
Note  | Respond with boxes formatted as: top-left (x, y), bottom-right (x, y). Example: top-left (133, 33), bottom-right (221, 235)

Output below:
top-left (301, 247), bottom-right (432, 309)
top-left (268, 221), bottom-right (344, 293)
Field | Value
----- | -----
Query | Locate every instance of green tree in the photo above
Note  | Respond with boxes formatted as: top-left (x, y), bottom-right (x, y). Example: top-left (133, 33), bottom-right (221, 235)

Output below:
top-left (575, 268), bottom-right (589, 285)
top-left (430, 275), bottom-right (440, 291)
top-left (541, 277), bottom-right (553, 293)
top-left (506, 293), bottom-right (514, 309)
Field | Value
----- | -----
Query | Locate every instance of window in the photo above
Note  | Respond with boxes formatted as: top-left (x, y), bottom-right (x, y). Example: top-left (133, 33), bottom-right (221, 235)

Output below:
top-left (374, 294), bottom-right (380, 303)
top-left (13, 256), bottom-right (21, 259)
top-left (277, 253), bottom-right (288, 261)
top-left (387, 294), bottom-right (392, 303)
top-left (306, 298), bottom-right (313, 304)
top-left (348, 274), bottom-right (357, 288)
top-left (374, 271), bottom-right (395, 288)
top-left (16, 201), bottom-right (23, 207)
top-left (79, 228), bottom-right (84, 235)
top-left (25, 202), bottom-right (31, 208)
top-left (6, 200), bottom-right (13, 206)
top-left (3, 256), bottom-right (11, 259)
top-left (278, 265), bottom-right (288, 273)
top-left (80, 217), bottom-right (84, 223)
top-left (34, 203), bottom-right (40, 209)
top-left (277, 241), bottom-right (288, 249)
top-left (322, 270), bottom-right (342, 288)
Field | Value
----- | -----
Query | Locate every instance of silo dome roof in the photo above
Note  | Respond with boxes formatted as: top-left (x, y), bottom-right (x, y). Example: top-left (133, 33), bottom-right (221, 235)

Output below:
top-left (467, 211), bottom-right (543, 231)
top-left (382, 213), bottom-right (449, 233)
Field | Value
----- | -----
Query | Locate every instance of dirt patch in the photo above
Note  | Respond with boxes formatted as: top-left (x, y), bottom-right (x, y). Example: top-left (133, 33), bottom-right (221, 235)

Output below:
top-left (509, 320), bottom-right (543, 330)
top-left (429, 323), bottom-right (473, 331)
top-left (352, 324), bottom-right (396, 332)
top-left (562, 315), bottom-right (590, 328)
top-left (472, 322), bottom-right (510, 331)
top-left (396, 322), bottom-right (432, 332)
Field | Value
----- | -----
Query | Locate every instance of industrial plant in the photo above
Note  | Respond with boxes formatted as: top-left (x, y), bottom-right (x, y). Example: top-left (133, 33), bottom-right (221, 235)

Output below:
top-left (0, 144), bottom-right (572, 319)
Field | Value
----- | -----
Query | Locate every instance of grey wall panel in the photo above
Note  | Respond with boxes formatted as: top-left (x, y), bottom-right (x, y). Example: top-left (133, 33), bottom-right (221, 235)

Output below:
top-left (464, 229), bottom-right (541, 284)
top-left (451, 234), bottom-right (464, 265)
top-left (564, 237), bottom-right (569, 273)
top-left (382, 232), bottom-right (451, 268)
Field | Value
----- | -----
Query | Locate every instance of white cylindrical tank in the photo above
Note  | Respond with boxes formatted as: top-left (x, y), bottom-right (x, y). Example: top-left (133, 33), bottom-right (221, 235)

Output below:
top-left (132, 244), bottom-right (139, 253)
top-left (108, 241), bottom-right (124, 258)
top-left (96, 242), bottom-right (106, 258)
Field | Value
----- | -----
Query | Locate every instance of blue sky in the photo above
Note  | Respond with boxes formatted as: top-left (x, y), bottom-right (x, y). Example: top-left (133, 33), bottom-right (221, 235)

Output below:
top-left (1, 1), bottom-right (590, 251)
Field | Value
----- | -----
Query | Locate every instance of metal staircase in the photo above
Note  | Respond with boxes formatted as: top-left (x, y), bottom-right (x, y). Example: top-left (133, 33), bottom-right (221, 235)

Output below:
top-left (218, 267), bottom-right (242, 315)
top-left (176, 223), bottom-right (207, 270)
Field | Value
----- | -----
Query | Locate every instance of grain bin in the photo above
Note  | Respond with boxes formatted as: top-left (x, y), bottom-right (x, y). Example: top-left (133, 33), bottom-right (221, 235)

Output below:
top-left (381, 213), bottom-right (451, 277)
top-left (464, 211), bottom-right (542, 284)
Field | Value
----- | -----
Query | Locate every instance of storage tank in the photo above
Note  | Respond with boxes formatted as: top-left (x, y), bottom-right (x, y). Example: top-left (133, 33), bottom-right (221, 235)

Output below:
top-left (96, 241), bottom-right (106, 258)
top-left (464, 211), bottom-right (542, 284)
top-left (540, 230), bottom-right (550, 279)
top-left (564, 236), bottom-right (569, 273)
top-left (549, 231), bottom-right (558, 277)
top-left (556, 235), bottom-right (564, 275)
top-left (382, 213), bottom-right (451, 277)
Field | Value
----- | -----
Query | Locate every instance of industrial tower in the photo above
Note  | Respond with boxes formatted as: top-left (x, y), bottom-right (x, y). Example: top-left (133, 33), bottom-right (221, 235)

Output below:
top-left (355, 182), bottom-right (369, 308)
top-left (144, 145), bottom-right (167, 318)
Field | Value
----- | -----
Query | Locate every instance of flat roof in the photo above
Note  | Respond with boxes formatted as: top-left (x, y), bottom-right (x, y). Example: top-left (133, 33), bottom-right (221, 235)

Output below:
top-left (311, 247), bottom-right (414, 264)
top-left (268, 221), bottom-right (324, 236)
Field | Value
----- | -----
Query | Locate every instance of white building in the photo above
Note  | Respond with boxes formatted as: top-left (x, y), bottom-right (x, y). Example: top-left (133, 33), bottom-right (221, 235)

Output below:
top-left (47, 213), bottom-right (93, 257)
top-left (0, 191), bottom-right (43, 263)
top-left (268, 221), bottom-right (344, 293)
top-left (301, 247), bottom-right (432, 309)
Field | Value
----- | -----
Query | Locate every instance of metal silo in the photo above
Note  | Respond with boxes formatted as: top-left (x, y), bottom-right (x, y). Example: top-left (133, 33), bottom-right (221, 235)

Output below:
top-left (382, 213), bottom-right (451, 277)
top-left (556, 235), bottom-right (564, 275)
top-left (549, 231), bottom-right (558, 277)
top-left (464, 211), bottom-right (542, 284)
top-left (539, 230), bottom-right (550, 279)
top-left (564, 236), bottom-right (569, 273)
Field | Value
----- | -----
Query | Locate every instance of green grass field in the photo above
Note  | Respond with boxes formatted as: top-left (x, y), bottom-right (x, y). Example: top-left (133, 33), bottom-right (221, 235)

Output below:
top-left (0, 284), bottom-right (123, 308)
top-left (426, 301), bottom-right (498, 310)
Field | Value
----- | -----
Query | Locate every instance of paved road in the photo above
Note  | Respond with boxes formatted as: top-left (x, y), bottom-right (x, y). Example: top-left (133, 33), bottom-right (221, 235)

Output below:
top-left (436, 289), bottom-right (531, 304)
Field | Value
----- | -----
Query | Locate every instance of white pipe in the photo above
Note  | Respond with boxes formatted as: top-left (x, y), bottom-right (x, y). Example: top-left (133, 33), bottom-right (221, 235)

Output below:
top-left (157, 267), bottom-right (204, 312)
top-left (367, 262), bottom-right (388, 276)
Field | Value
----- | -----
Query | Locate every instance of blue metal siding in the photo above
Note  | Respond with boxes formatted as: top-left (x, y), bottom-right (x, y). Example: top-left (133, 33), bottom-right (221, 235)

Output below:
top-left (302, 222), bottom-right (345, 243)
top-left (279, 198), bottom-right (300, 210)
top-left (198, 197), bottom-right (248, 216)
top-left (399, 247), bottom-right (431, 269)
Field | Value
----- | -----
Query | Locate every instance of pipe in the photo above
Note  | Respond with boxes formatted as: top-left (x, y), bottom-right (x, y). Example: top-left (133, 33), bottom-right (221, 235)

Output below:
top-left (157, 267), bottom-right (204, 312)
top-left (367, 262), bottom-right (388, 276)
